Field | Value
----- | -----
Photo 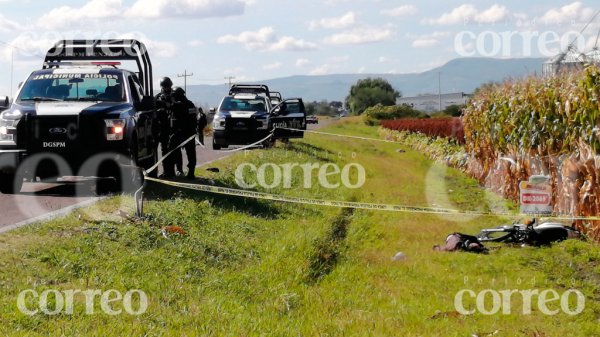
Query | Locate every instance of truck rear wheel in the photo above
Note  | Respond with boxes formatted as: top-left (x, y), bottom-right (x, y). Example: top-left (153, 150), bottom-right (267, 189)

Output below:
top-left (141, 149), bottom-right (158, 178)
top-left (0, 172), bottom-right (23, 194)
top-left (212, 138), bottom-right (222, 150)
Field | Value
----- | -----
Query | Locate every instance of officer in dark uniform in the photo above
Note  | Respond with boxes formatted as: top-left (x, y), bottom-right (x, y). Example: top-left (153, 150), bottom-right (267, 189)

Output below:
top-left (169, 87), bottom-right (198, 179)
top-left (155, 77), bottom-right (176, 177)
top-left (197, 107), bottom-right (207, 145)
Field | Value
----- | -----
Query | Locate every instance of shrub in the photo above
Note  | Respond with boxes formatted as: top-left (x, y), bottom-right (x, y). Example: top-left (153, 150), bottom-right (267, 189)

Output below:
top-left (363, 104), bottom-right (426, 126)
top-left (381, 117), bottom-right (465, 144)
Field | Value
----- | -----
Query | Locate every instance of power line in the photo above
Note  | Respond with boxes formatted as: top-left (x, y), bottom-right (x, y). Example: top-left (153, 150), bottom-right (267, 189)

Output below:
top-left (224, 76), bottom-right (235, 88)
top-left (0, 39), bottom-right (46, 95)
top-left (177, 70), bottom-right (194, 92)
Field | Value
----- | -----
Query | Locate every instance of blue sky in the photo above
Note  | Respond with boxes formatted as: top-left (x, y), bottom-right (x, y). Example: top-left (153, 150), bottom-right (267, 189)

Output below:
top-left (0, 0), bottom-right (599, 94)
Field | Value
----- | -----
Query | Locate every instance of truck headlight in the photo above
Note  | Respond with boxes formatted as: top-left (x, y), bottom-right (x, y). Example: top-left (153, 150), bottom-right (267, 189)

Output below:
top-left (213, 114), bottom-right (227, 130)
top-left (0, 111), bottom-right (20, 143)
top-left (255, 115), bottom-right (269, 130)
top-left (105, 119), bottom-right (126, 141)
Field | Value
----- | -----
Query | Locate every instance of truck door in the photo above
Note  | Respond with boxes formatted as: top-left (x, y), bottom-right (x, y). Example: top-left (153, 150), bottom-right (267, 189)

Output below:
top-left (270, 98), bottom-right (306, 140)
top-left (128, 75), bottom-right (152, 160)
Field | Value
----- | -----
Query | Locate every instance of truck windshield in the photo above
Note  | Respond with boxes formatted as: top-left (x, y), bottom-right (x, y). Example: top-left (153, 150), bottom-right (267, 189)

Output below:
top-left (220, 97), bottom-right (267, 112)
top-left (17, 73), bottom-right (126, 102)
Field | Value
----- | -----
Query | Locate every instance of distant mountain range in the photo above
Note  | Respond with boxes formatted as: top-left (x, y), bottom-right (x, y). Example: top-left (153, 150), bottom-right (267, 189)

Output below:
top-left (186, 57), bottom-right (546, 107)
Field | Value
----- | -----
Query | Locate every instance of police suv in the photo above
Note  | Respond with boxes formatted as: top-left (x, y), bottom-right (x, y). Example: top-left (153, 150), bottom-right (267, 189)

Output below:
top-left (211, 84), bottom-right (272, 150)
top-left (211, 84), bottom-right (307, 150)
top-left (0, 40), bottom-right (159, 194)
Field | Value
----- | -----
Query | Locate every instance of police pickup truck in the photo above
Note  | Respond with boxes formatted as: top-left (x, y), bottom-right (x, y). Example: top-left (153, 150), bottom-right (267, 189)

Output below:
top-left (211, 84), bottom-right (306, 150)
top-left (0, 40), bottom-right (159, 194)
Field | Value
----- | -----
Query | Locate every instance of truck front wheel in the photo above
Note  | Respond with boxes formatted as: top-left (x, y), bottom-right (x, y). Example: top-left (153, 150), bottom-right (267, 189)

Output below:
top-left (0, 172), bottom-right (23, 194)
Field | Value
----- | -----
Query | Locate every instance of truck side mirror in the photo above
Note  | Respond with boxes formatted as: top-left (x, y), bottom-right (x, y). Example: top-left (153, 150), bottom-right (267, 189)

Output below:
top-left (136, 96), bottom-right (156, 111)
top-left (209, 107), bottom-right (216, 115)
top-left (0, 96), bottom-right (9, 109)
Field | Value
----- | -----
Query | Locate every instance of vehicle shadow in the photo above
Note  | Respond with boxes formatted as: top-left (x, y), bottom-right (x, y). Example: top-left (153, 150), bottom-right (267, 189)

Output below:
top-left (284, 142), bottom-right (335, 162)
top-left (19, 181), bottom-right (98, 197)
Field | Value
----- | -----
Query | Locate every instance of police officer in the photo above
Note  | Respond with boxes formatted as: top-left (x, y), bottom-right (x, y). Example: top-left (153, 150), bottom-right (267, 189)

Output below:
top-left (197, 107), bottom-right (207, 145)
top-left (155, 77), bottom-right (176, 177)
top-left (169, 87), bottom-right (198, 179)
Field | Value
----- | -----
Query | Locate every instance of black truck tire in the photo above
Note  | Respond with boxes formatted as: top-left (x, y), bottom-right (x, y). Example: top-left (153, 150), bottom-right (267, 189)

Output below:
top-left (0, 172), bottom-right (23, 194)
top-left (212, 138), bottom-right (222, 150)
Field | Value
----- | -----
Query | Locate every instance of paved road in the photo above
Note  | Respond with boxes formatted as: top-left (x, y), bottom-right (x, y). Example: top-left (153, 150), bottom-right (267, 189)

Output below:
top-left (0, 121), bottom-right (331, 231)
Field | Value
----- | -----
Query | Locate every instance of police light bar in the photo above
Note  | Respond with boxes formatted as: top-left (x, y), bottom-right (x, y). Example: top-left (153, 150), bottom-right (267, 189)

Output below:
top-left (43, 61), bottom-right (122, 67)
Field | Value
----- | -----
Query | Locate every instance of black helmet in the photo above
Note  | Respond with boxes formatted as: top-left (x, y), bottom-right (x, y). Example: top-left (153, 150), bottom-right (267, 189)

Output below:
top-left (173, 86), bottom-right (186, 99)
top-left (160, 77), bottom-right (173, 88)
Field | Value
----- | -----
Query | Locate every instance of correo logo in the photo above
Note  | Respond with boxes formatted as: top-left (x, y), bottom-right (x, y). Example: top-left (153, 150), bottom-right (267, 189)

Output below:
top-left (49, 127), bottom-right (68, 135)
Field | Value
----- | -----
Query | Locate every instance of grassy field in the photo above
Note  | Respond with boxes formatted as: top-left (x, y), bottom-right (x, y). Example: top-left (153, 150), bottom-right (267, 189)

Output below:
top-left (0, 117), bottom-right (599, 336)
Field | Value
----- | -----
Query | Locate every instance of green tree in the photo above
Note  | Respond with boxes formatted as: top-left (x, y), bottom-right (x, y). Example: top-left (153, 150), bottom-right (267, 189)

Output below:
top-left (362, 104), bottom-right (426, 126)
top-left (329, 101), bottom-right (343, 109)
top-left (443, 104), bottom-right (465, 117)
top-left (306, 101), bottom-right (339, 116)
top-left (345, 78), bottom-right (400, 115)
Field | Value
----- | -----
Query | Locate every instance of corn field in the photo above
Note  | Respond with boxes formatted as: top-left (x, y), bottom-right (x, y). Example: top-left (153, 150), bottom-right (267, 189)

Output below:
top-left (462, 65), bottom-right (600, 240)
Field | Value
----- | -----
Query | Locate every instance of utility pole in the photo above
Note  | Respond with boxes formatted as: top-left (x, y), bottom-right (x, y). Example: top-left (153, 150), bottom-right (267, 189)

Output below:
top-left (10, 47), bottom-right (13, 96)
top-left (438, 72), bottom-right (442, 112)
top-left (224, 76), bottom-right (236, 88)
top-left (177, 70), bottom-right (193, 92)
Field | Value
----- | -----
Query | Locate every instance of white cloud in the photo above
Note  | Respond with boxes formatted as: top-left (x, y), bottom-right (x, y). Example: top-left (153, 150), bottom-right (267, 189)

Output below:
top-left (217, 27), bottom-right (276, 51)
top-left (1, 30), bottom-right (176, 61)
top-left (408, 31), bottom-right (450, 49)
top-left (309, 11), bottom-right (356, 30)
top-left (218, 27), bottom-right (317, 51)
top-left (412, 38), bottom-right (438, 48)
top-left (324, 0), bottom-right (350, 6)
top-left (423, 4), bottom-right (509, 25)
top-left (378, 56), bottom-right (391, 63)
top-left (476, 4), bottom-right (509, 24)
top-left (423, 4), bottom-right (477, 25)
top-left (116, 32), bottom-right (178, 58)
top-left (0, 14), bottom-right (24, 32)
top-left (540, 2), bottom-right (595, 25)
top-left (309, 64), bottom-right (332, 75)
top-left (188, 40), bottom-right (204, 47)
top-left (323, 27), bottom-right (392, 45)
top-left (1, 34), bottom-right (54, 62)
top-left (381, 5), bottom-right (418, 17)
top-left (330, 55), bottom-right (349, 63)
top-left (262, 62), bottom-right (282, 70)
top-left (126, 0), bottom-right (245, 19)
top-left (224, 66), bottom-right (244, 75)
top-left (36, 0), bottom-right (246, 29)
top-left (357, 66), bottom-right (366, 74)
top-left (37, 0), bottom-right (123, 29)
top-left (296, 58), bottom-right (310, 67)
top-left (269, 36), bottom-right (318, 51)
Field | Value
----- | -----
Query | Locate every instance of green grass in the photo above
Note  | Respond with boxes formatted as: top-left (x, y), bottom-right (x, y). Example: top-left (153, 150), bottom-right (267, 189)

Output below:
top-left (0, 117), bottom-right (599, 336)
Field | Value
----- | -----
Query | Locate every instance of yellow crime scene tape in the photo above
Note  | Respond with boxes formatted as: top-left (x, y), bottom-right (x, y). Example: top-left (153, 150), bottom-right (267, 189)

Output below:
top-left (278, 127), bottom-right (404, 144)
top-left (139, 127), bottom-right (600, 222)
top-left (144, 176), bottom-right (600, 221)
